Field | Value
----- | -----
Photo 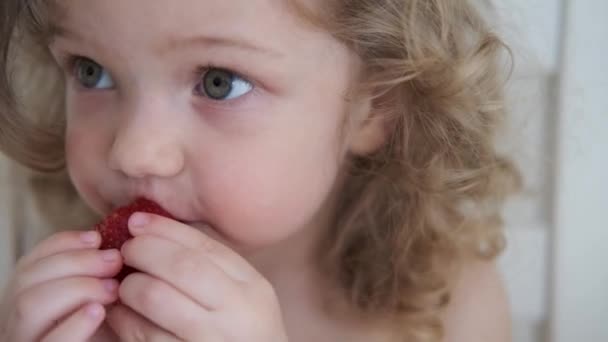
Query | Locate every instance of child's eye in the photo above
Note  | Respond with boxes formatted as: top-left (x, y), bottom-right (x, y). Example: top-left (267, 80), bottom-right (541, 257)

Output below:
top-left (194, 68), bottom-right (253, 100)
top-left (73, 57), bottom-right (115, 90)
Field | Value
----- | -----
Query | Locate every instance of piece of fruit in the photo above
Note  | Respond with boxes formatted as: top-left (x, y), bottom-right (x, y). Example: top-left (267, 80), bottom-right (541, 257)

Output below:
top-left (95, 198), bottom-right (173, 280)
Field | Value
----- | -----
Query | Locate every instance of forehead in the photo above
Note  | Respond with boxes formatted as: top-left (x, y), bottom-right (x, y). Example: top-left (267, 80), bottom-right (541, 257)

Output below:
top-left (48, 0), bottom-right (323, 53)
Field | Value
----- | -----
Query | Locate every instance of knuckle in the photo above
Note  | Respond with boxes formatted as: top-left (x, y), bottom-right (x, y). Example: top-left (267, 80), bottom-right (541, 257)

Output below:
top-left (129, 323), bottom-right (148, 342)
top-left (195, 237), bottom-right (219, 254)
top-left (13, 293), bottom-right (34, 323)
top-left (123, 235), bottom-right (152, 257)
top-left (45, 231), bottom-right (76, 248)
top-left (53, 251), bottom-right (80, 268)
top-left (119, 237), bottom-right (137, 256)
top-left (11, 277), bottom-right (27, 296)
top-left (136, 280), bottom-right (164, 311)
top-left (172, 249), bottom-right (204, 280)
top-left (254, 277), bottom-right (277, 300)
top-left (175, 321), bottom-right (200, 341)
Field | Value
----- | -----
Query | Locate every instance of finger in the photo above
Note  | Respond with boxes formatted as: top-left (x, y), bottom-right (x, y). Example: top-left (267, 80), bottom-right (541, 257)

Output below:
top-left (18, 230), bottom-right (101, 269)
top-left (128, 213), bottom-right (257, 281)
top-left (119, 272), bottom-right (215, 340)
top-left (121, 235), bottom-right (239, 310)
top-left (16, 249), bottom-right (122, 294)
top-left (41, 303), bottom-right (105, 342)
top-left (13, 277), bottom-right (118, 342)
top-left (106, 304), bottom-right (181, 342)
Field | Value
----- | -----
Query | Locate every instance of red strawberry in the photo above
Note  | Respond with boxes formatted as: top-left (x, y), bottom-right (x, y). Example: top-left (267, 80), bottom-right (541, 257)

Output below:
top-left (95, 198), bottom-right (174, 280)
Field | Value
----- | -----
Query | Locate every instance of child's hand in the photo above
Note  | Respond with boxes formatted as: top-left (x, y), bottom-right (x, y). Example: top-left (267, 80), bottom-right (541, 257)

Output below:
top-left (0, 230), bottom-right (122, 342)
top-left (106, 214), bottom-right (289, 342)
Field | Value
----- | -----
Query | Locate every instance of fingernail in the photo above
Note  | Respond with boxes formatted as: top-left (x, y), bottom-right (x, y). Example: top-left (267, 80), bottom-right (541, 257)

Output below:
top-left (101, 249), bottom-right (120, 262)
top-left (85, 303), bottom-right (104, 319)
top-left (102, 279), bottom-right (118, 293)
top-left (80, 231), bottom-right (98, 244)
top-left (129, 213), bottom-right (150, 229)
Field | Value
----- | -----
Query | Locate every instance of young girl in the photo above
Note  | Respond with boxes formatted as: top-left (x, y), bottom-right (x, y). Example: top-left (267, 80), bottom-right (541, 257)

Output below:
top-left (0, 0), bottom-right (518, 341)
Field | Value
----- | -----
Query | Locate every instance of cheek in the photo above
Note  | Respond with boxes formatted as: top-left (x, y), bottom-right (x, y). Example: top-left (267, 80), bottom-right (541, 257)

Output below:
top-left (197, 121), bottom-right (343, 249)
top-left (64, 92), bottom-right (104, 176)
top-left (64, 112), bottom-right (111, 215)
top-left (205, 155), bottom-right (339, 249)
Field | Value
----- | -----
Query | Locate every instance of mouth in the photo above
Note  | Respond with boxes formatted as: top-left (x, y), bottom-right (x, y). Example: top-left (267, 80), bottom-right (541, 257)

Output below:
top-left (124, 197), bottom-right (214, 230)
top-left (112, 192), bottom-right (198, 222)
top-left (107, 197), bottom-right (228, 250)
top-left (104, 187), bottom-right (220, 234)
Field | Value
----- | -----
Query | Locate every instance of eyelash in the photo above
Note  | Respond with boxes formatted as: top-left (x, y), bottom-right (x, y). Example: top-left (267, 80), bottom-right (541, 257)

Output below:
top-left (59, 55), bottom-right (257, 103)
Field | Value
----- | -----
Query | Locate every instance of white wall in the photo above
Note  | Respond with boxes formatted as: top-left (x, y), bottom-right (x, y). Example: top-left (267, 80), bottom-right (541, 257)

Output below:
top-left (550, 1), bottom-right (608, 341)
top-left (497, 1), bottom-right (608, 341)
top-left (494, 0), bottom-right (563, 340)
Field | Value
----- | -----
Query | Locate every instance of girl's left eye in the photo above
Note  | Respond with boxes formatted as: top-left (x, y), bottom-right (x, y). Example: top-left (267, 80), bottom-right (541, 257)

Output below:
top-left (73, 57), bottom-right (115, 89)
top-left (194, 68), bottom-right (253, 100)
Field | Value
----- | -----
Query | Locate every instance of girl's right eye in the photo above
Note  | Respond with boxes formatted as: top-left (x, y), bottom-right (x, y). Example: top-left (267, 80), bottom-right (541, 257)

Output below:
top-left (73, 57), bottom-right (115, 90)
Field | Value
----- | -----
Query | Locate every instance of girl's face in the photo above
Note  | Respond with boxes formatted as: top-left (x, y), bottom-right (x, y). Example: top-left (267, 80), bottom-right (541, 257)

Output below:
top-left (50, 0), bottom-right (375, 252)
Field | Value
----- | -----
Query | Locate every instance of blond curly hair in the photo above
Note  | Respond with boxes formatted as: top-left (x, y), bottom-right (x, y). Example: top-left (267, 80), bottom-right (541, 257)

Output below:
top-left (0, 0), bottom-right (519, 340)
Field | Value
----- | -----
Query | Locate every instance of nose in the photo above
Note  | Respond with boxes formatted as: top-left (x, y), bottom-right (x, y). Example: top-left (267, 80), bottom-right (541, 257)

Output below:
top-left (108, 102), bottom-right (185, 179)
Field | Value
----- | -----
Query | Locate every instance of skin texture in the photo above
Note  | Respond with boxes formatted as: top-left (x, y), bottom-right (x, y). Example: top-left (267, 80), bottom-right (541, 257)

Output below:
top-left (0, 231), bottom-right (121, 341)
top-left (57, 0), bottom-right (362, 254)
top-left (0, 0), bottom-right (511, 341)
top-left (442, 262), bottom-right (513, 342)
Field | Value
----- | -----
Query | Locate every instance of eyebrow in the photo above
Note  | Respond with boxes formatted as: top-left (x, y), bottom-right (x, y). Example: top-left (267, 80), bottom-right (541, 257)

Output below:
top-left (50, 24), bottom-right (283, 59)
top-left (159, 34), bottom-right (283, 59)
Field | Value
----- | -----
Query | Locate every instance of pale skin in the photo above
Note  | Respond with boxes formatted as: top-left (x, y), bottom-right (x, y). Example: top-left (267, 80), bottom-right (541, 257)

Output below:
top-left (0, 0), bottom-right (511, 341)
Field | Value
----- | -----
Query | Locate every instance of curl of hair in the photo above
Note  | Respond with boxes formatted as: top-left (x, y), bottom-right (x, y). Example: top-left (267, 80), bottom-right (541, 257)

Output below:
top-left (1, 0), bottom-right (65, 171)
top-left (0, 1), bottom-right (520, 341)
top-left (307, 0), bottom-right (520, 340)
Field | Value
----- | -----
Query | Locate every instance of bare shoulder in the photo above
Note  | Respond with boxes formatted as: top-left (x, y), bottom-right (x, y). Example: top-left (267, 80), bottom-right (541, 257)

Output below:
top-left (441, 261), bottom-right (512, 342)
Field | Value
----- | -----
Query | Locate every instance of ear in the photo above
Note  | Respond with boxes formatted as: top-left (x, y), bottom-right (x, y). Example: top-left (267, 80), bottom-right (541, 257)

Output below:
top-left (346, 95), bottom-right (387, 156)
